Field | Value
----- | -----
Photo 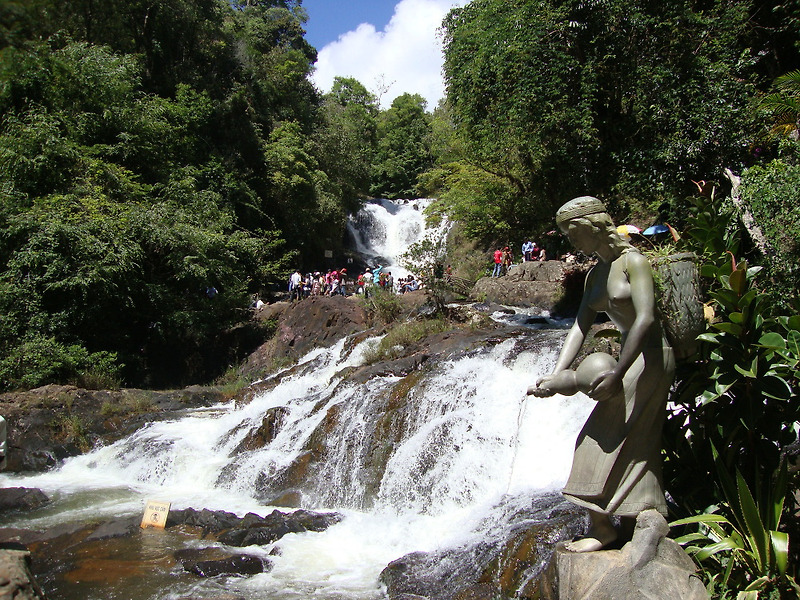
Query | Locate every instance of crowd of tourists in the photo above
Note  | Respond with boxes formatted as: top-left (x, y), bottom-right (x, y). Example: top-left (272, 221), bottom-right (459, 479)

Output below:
top-left (285, 265), bottom-right (422, 301)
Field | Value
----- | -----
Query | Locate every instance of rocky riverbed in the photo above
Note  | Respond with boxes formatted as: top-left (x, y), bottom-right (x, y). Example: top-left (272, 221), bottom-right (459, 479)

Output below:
top-left (0, 265), bottom-right (618, 599)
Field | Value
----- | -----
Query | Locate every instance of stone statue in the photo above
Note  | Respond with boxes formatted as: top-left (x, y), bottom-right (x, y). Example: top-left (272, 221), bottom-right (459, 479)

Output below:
top-left (529, 196), bottom-right (675, 553)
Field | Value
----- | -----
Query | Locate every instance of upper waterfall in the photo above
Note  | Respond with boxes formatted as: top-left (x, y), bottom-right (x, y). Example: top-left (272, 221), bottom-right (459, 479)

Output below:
top-left (346, 198), bottom-right (446, 280)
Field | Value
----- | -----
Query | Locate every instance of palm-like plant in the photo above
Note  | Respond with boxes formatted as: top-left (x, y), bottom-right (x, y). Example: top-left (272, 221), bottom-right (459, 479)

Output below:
top-left (760, 70), bottom-right (800, 140)
top-left (670, 449), bottom-right (798, 599)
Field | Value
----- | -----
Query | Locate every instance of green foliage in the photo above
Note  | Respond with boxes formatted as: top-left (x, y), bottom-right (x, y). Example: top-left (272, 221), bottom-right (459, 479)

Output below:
top-left (362, 318), bottom-right (451, 364)
top-left (759, 70), bottom-right (800, 141)
top-left (314, 77), bottom-right (378, 207)
top-left (437, 0), bottom-right (793, 241)
top-left (671, 459), bottom-right (798, 599)
top-left (0, 0), bottom-right (374, 389)
top-left (739, 155), bottom-right (800, 304)
top-left (662, 190), bottom-right (800, 597)
top-left (360, 288), bottom-right (404, 325)
top-left (371, 93), bottom-right (434, 199)
top-left (0, 335), bottom-right (121, 391)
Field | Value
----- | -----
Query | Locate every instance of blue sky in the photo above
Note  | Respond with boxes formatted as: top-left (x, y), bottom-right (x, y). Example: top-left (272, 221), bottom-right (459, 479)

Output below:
top-left (302, 0), bottom-right (397, 50)
top-left (305, 0), bottom-right (469, 110)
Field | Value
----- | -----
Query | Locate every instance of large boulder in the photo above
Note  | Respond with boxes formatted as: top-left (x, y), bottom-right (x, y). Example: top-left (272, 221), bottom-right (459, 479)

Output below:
top-left (0, 385), bottom-right (229, 472)
top-left (470, 262), bottom-right (589, 316)
top-left (539, 510), bottom-right (706, 600)
top-left (239, 296), bottom-right (370, 379)
top-left (380, 494), bottom-right (585, 600)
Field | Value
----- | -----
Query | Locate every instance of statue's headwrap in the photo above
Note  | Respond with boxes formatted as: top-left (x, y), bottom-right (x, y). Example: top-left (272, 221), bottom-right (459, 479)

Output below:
top-left (556, 196), bottom-right (607, 227)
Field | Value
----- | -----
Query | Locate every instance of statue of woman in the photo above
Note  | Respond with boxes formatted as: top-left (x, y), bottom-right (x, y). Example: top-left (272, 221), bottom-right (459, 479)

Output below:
top-left (529, 196), bottom-right (675, 552)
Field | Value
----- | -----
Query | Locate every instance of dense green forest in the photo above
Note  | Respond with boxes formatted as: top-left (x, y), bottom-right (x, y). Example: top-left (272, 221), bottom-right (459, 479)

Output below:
top-left (1, 0), bottom-right (799, 392)
top-left (0, 0), bottom-right (435, 388)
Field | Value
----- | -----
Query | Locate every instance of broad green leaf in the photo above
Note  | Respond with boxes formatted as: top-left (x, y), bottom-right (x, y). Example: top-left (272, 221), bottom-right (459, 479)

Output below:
top-left (670, 514), bottom-right (731, 527)
top-left (696, 538), bottom-right (740, 561)
top-left (757, 375), bottom-right (792, 401)
top-left (736, 471), bottom-right (768, 572)
top-left (674, 532), bottom-right (712, 545)
top-left (757, 332), bottom-right (785, 349)
top-left (743, 576), bottom-right (769, 591)
top-left (786, 329), bottom-right (800, 358)
top-left (729, 312), bottom-right (744, 324)
top-left (729, 267), bottom-right (746, 295)
top-left (697, 332), bottom-right (720, 343)
top-left (713, 322), bottom-right (742, 336)
top-left (770, 531), bottom-right (789, 576)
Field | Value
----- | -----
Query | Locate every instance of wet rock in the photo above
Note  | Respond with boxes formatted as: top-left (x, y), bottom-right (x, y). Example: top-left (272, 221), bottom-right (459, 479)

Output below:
top-left (84, 516), bottom-right (140, 541)
top-left (216, 508), bottom-right (340, 547)
top-left (539, 510), bottom-right (706, 600)
top-left (167, 508), bottom-right (242, 534)
top-left (233, 406), bottom-right (290, 452)
top-left (239, 296), bottom-right (369, 378)
top-left (381, 495), bottom-right (584, 600)
top-left (177, 595), bottom-right (246, 600)
top-left (166, 507), bottom-right (342, 548)
top-left (183, 554), bottom-right (268, 577)
top-left (0, 550), bottom-right (48, 600)
top-left (470, 261), bottom-right (589, 316)
top-left (0, 488), bottom-right (50, 512)
top-left (265, 490), bottom-right (303, 508)
top-left (0, 385), bottom-right (229, 472)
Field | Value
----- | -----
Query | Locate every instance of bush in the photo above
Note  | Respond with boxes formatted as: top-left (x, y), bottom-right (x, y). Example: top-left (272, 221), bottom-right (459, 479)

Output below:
top-left (362, 318), bottom-right (451, 364)
top-left (360, 288), bottom-right (404, 324)
top-left (0, 335), bottom-right (122, 390)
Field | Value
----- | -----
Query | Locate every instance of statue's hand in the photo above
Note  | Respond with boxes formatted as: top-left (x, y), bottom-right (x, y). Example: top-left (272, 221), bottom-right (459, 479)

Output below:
top-left (588, 370), bottom-right (623, 402)
top-left (528, 374), bottom-right (557, 398)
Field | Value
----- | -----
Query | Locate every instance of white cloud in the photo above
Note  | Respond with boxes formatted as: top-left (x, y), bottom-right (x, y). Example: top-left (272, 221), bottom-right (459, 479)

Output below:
top-left (311, 0), bottom-right (469, 110)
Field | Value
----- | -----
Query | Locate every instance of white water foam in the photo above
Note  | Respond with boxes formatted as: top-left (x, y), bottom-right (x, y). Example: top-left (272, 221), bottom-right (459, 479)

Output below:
top-left (347, 198), bottom-right (445, 280)
top-left (0, 334), bottom-right (594, 599)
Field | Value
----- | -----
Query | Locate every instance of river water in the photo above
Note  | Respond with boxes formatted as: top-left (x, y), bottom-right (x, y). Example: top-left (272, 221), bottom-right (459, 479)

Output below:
top-left (0, 199), bottom-right (591, 599)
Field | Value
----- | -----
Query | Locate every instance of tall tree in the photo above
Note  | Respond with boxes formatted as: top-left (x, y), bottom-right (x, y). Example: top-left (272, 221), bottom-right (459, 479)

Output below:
top-left (371, 93), bottom-right (434, 199)
top-left (314, 77), bottom-right (378, 207)
top-left (437, 0), bottom-right (800, 242)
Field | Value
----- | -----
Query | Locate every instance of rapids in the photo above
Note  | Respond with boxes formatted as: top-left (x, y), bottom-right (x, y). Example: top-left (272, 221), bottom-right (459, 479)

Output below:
top-left (0, 199), bottom-right (592, 599)
top-left (0, 334), bottom-right (593, 599)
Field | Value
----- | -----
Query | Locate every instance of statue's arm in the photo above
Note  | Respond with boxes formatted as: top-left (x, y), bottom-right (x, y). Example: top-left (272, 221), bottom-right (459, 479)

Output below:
top-left (531, 272), bottom-right (597, 397)
top-left (589, 252), bottom-right (656, 401)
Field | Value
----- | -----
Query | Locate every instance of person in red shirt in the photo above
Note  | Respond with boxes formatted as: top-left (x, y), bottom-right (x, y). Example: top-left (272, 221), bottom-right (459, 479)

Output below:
top-left (492, 248), bottom-right (503, 277)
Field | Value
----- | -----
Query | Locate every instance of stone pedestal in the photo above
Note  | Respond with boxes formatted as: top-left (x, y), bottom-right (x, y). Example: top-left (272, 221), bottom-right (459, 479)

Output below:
top-left (539, 510), bottom-right (706, 600)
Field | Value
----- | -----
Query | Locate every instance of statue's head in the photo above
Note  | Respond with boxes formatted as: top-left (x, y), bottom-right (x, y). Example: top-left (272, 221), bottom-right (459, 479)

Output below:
top-left (556, 196), bottom-right (609, 229)
top-left (556, 196), bottom-right (623, 255)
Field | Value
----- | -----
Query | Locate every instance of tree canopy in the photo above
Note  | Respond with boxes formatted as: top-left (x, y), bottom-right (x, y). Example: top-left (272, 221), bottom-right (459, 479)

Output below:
top-left (433, 0), bottom-right (800, 244)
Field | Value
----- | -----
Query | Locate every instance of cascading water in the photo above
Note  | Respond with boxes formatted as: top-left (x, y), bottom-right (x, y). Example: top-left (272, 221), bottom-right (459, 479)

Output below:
top-left (0, 335), bottom-right (592, 599)
top-left (346, 198), bottom-right (446, 280)
top-left (0, 199), bottom-right (591, 599)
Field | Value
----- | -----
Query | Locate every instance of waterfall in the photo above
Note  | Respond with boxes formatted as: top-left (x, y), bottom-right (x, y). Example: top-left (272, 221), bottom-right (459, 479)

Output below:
top-left (0, 199), bottom-right (590, 599)
top-left (346, 198), bottom-right (447, 280)
top-left (0, 335), bottom-right (593, 599)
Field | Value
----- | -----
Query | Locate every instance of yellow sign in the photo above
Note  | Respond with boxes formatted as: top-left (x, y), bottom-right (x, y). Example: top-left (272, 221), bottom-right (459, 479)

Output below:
top-left (140, 499), bottom-right (171, 529)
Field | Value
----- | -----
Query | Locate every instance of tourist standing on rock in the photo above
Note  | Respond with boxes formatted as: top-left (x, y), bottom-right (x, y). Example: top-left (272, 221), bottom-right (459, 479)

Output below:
top-left (289, 270), bottom-right (302, 301)
top-left (522, 240), bottom-right (534, 262)
top-left (492, 248), bottom-right (503, 277)
top-left (529, 196), bottom-right (675, 553)
top-left (502, 246), bottom-right (513, 274)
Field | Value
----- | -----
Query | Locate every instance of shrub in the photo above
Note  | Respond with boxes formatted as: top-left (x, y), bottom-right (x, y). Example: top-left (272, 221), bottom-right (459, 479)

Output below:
top-left (0, 335), bottom-right (122, 391)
